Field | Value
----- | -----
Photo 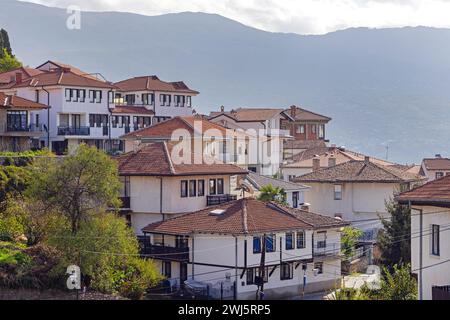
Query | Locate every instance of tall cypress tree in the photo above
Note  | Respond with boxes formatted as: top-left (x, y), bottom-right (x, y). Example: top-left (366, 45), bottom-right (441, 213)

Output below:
top-left (0, 29), bottom-right (12, 57)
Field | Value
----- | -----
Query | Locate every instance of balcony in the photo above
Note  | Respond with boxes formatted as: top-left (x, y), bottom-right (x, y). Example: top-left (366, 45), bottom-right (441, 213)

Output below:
top-left (313, 243), bottom-right (341, 258)
top-left (6, 123), bottom-right (43, 133)
top-left (57, 126), bottom-right (90, 136)
top-left (141, 244), bottom-right (189, 262)
top-left (207, 194), bottom-right (237, 206)
top-left (432, 286), bottom-right (450, 300)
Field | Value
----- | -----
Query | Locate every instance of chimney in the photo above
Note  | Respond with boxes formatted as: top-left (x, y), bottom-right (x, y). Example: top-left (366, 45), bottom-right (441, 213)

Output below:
top-left (436, 154), bottom-right (442, 158)
top-left (220, 105), bottom-right (225, 113)
top-left (15, 72), bottom-right (22, 84)
top-left (328, 156), bottom-right (336, 167)
top-left (290, 105), bottom-right (296, 118)
top-left (61, 67), bottom-right (71, 73)
top-left (364, 156), bottom-right (370, 164)
top-left (312, 157), bottom-right (320, 171)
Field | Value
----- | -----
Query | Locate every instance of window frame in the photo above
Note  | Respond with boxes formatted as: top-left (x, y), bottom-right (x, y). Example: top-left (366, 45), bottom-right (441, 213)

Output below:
top-left (209, 179), bottom-right (217, 195)
top-left (181, 180), bottom-right (188, 198)
top-left (198, 180), bottom-right (205, 197)
top-left (265, 234), bottom-right (276, 253)
top-left (297, 231), bottom-right (306, 249)
top-left (253, 236), bottom-right (262, 254)
top-left (314, 262), bottom-right (323, 275)
top-left (285, 232), bottom-right (294, 250)
top-left (436, 172), bottom-right (444, 180)
top-left (431, 224), bottom-right (440, 256)
top-left (217, 178), bottom-right (224, 195)
top-left (189, 180), bottom-right (197, 197)
top-left (292, 191), bottom-right (299, 208)
top-left (280, 262), bottom-right (294, 281)
top-left (334, 184), bottom-right (343, 200)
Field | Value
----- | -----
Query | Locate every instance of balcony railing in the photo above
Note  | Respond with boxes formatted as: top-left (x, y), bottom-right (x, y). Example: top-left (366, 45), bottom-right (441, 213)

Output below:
top-left (313, 243), bottom-right (340, 257)
top-left (141, 244), bottom-right (189, 262)
top-left (432, 286), bottom-right (450, 300)
top-left (207, 194), bottom-right (237, 206)
top-left (57, 126), bottom-right (90, 136)
top-left (6, 123), bottom-right (43, 133)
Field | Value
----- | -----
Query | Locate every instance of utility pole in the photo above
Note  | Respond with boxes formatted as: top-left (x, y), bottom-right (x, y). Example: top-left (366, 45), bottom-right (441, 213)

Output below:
top-left (257, 234), bottom-right (266, 300)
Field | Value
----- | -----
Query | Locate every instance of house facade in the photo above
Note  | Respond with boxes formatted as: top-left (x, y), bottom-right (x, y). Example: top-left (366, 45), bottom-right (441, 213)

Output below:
top-left (419, 156), bottom-right (450, 182)
top-left (208, 107), bottom-right (294, 176)
top-left (294, 157), bottom-right (424, 241)
top-left (0, 92), bottom-right (48, 151)
top-left (141, 198), bottom-right (348, 300)
top-left (397, 176), bottom-right (450, 300)
top-left (115, 141), bottom-right (248, 235)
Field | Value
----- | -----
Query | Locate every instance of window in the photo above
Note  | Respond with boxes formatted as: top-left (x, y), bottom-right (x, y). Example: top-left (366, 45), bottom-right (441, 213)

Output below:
top-left (65, 88), bottom-right (72, 102)
top-left (89, 90), bottom-right (102, 103)
top-left (292, 192), bottom-right (299, 208)
top-left (316, 231), bottom-right (327, 249)
top-left (334, 184), bottom-right (342, 200)
top-left (318, 124), bottom-right (325, 139)
top-left (217, 178), bottom-right (224, 195)
top-left (265, 235), bottom-right (276, 253)
top-left (125, 94), bottom-right (135, 105)
top-left (255, 267), bottom-right (269, 283)
top-left (314, 262), bottom-right (323, 275)
top-left (79, 89), bottom-right (86, 102)
top-left (119, 176), bottom-right (130, 197)
top-left (297, 231), bottom-right (305, 249)
top-left (89, 114), bottom-right (108, 128)
top-left (432, 224), bottom-right (440, 256)
top-left (436, 172), bottom-right (444, 180)
top-left (35, 114), bottom-right (40, 128)
top-left (7, 111), bottom-right (28, 130)
top-left (175, 236), bottom-right (189, 249)
top-left (209, 179), bottom-right (217, 195)
top-left (246, 268), bottom-right (254, 285)
top-left (189, 180), bottom-right (197, 197)
top-left (186, 96), bottom-right (192, 107)
top-left (163, 261), bottom-right (171, 278)
top-left (253, 236), bottom-right (262, 254)
top-left (296, 125), bottom-right (305, 134)
top-left (181, 180), bottom-right (188, 198)
top-left (285, 233), bottom-right (294, 250)
top-left (160, 94), bottom-right (171, 106)
top-left (280, 262), bottom-right (293, 280)
top-left (198, 180), bottom-right (205, 197)
top-left (311, 124), bottom-right (317, 134)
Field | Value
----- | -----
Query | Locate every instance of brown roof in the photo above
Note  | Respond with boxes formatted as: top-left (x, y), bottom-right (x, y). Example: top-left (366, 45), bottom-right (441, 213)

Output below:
top-left (0, 67), bottom-right (43, 84)
top-left (422, 158), bottom-right (450, 171)
top-left (294, 160), bottom-right (424, 183)
top-left (121, 116), bottom-right (230, 139)
top-left (116, 141), bottom-right (248, 176)
top-left (11, 69), bottom-right (116, 89)
top-left (397, 175), bottom-right (450, 206)
top-left (114, 76), bottom-right (199, 94)
top-left (36, 60), bottom-right (101, 81)
top-left (209, 108), bottom-right (293, 122)
top-left (285, 140), bottom-right (328, 151)
top-left (111, 106), bottom-right (154, 115)
top-left (142, 198), bottom-right (349, 235)
top-left (0, 92), bottom-right (48, 110)
top-left (286, 106), bottom-right (332, 122)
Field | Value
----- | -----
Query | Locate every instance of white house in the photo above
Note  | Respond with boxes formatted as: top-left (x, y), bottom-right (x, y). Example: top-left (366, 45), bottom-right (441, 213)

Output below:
top-left (397, 175), bottom-right (450, 300)
top-left (141, 198), bottom-right (349, 300)
top-left (114, 76), bottom-right (199, 123)
top-left (294, 157), bottom-right (425, 242)
top-left (419, 155), bottom-right (450, 182)
top-left (115, 141), bottom-right (248, 235)
top-left (243, 172), bottom-right (310, 209)
top-left (209, 107), bottom-right (294, 176)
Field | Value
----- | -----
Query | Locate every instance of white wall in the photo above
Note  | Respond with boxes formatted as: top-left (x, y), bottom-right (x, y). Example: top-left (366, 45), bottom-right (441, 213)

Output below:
top-left (411, 206), bottom-right (450, 300)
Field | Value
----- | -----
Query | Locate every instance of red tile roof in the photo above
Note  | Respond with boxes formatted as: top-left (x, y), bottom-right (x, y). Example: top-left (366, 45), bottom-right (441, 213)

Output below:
top-left (35, 60), bottom-right (102, 81)
top-left (116, 141), bottom-right (248, 176)
top-left (10, 69), bottom-right (116, 89)
top-left (397, 175), bottom-right (450, 206)
top-left (422, 158), bottom-right (450, 171)
top-left (111, 106), bottom-right (154, 115)
top-left (209, 108), bottom-right (292, 122)
top-left (142, 198), bottom-right (349, 235)
top-left (121, 116), bottom-right (230, 139)
top-left (294, 160), bottom-right (424, 183)
top-left (285, 106), bottom-right (332, 122)
top-left (0, 67), bottom-right (43, 84)
top-left (114, 76), bottom-right (199, 94)
top-left (0, 92), bottom-right (48, 110)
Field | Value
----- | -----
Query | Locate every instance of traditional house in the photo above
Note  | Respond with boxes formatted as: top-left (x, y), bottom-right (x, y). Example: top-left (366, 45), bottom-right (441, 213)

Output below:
top-left (115, 141), bottom-right (248, 234)
top-left (281, 105), bottom-right (331, 159)
top-left (0, 92), bottom-right (48, 151)
top-left (397, 175), bottom-right (450, 300)
top-left (294, 157), bottom-right (425, 241)
top-left (419, 155), bottom-right (450, 182)
top-left (114, 76), bottom-right (199, 123)
top-left (141, 198), bottom-right (349, 299)
top-left (242, 172), bottom-right (310, 209)
top-left (209, 107), bottom-right (294, 176)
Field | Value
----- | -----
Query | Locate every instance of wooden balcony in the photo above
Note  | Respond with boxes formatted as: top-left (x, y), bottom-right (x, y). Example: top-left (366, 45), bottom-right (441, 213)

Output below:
top-left (207, 194), bottom-right (237, 206)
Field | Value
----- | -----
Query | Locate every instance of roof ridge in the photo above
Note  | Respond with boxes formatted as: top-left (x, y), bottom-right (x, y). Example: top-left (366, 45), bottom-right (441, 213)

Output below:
top-left (162, 141), bottom-right (176, 175)
top-left (267, 202), bottom-right (315, 227)
top-left (242, 199), bottom-right (249, 234)
top-left (291, 106), bottom-right (332, 120)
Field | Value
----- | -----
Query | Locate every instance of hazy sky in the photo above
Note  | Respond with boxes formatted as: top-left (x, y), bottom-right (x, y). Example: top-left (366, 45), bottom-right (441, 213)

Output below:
top-left (21, 0), bottom-right (450, 34)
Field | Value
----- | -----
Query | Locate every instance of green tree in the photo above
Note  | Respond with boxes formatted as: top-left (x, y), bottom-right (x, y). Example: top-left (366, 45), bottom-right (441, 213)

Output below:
top-left (0, 48), bottom-right (22, 73)
top-left (378, 198), bottom-right (411, 267)
top-left (48, 212), bottom-right (162, 299)
top-left (27, 144), bottom-right (122, 234)
top-left (378, 264), bottom-right (417, 300)
top-left (341, 227), bottom-right (363, 261)
top-left (257, 184), bottom-right (287, 204)
top-left (0, 29), bottom-right (12, 56)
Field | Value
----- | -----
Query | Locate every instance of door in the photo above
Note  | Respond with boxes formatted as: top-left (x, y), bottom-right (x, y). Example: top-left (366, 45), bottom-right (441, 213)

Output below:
top-left (72, 114), bottom-right (81, 128)
top-left (180, 263), bottom-right (188, 285)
